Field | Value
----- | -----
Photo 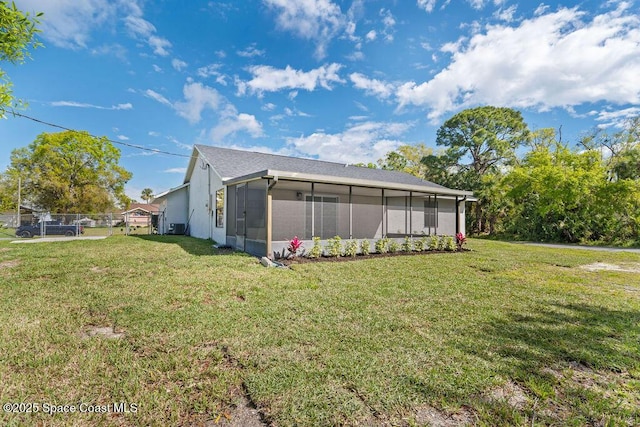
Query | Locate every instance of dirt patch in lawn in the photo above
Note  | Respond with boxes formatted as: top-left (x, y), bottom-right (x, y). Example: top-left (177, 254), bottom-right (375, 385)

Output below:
top-left (80, 325), bottom-right (125, 340)
top-left (486, 380), bottom-right (529, 410)
top-left (579, 262), bottom-right (640, 273)
top-left (413, 404), bottom-right (475, 426)
top-left (0, 259), bottom-right (19, 269)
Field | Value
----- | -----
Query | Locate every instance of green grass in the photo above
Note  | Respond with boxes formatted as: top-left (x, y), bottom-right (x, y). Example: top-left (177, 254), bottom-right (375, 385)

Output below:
top-left (1, 236), bottom-right (639, 426)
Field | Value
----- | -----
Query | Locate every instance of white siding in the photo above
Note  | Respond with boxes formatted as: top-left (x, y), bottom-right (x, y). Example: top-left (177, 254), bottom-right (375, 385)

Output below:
top-left (187, 153), bottom-right (226, 242)
top-left (157, 185), bottom-right (189, 234)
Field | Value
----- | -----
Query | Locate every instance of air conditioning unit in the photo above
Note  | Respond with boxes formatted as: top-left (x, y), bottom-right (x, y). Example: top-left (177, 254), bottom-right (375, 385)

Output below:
top-left (169, 223), bottom-right (186, 235)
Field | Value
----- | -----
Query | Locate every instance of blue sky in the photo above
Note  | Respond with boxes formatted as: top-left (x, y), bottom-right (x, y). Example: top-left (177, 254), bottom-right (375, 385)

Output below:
top-left (3, 0), bottom-right (639, 200)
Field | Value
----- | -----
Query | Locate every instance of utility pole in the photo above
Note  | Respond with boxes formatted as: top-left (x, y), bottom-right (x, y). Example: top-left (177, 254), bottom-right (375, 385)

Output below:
top-left (16, 177), bottom-right (21, 227)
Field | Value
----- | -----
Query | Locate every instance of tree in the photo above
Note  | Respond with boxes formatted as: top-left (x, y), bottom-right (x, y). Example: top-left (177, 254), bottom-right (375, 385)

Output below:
top-left (4, 130), bottom-right (132, 213)
top-left (141, 188), bottom-right (154, 203)
top-left (502, 142), bottom-right (640, 243)
top-left (0, 1), bottom-right (42, 115)
top-left (377, 143), bottom-right (433, 178)
top-left (435, 106), bottom-right (530, 232)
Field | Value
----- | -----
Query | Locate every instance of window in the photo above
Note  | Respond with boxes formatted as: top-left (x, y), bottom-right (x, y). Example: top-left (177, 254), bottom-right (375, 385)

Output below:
top-left (215, 188), bottom-right (224, 228)
top-left (424, 196), bottom-right (438, 228)
top-left (305, 195), bottom-right (338, 239)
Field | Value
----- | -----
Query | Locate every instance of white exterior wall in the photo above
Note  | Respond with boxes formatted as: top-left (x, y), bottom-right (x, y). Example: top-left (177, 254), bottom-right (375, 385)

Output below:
top-left (187, 152), bottom-right (226, 242)
top-left (157, 185), bottom-right (189, 234)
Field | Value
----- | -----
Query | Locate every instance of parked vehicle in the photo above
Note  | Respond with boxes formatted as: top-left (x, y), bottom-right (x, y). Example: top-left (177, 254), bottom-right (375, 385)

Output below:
top-left (15, 221), bottom-right (84, 238)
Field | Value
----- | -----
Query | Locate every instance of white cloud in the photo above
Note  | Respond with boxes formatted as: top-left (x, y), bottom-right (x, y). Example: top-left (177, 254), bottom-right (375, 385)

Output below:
top-left (152, 64), bottom-right (162, 72)
top-left (16, 0), bottom-right (118, 49)
top-left (237, 44), bottom-right (265, 58)
top-left (417, 0), bottom-right (437, 13)
top-left (174, 82), bottom-right (224, 124)
top-left (117, 135), bottom-right (129, 141)
top-left (396, 2), bottom-right (640, 121)
top-left (148, 35), bottom-right (172, 56)
top-left (144, 81), bottom-right (262, 139)
top-left (171, 59), bottom-right (188, 71)
top-left (18, 0), bottom-right (174, 57)
top-left (365, 30), bottom-right (377, 41)
top-left (286, 121), bottom-right (413, 163)
top-left (167, 136), bottom-right (192, 151)
top-left (144, 89), bottom-right (172, 107)
top-left (262, 0), bottom-right (345, 59)
top-left (350, 73), bottom-right (394, 99)
top-left (50, 100), bottom-right (133, 110)
top-left (211, 111), bottom-right (264, 141)
top-left (495, 5), bottom-right (517, 22)
top-left (237, 63), bottom-right (344, 96)
top-left (379, 8), bottom-right (396, 41)
top-left (468, 0), bottom-right (485, 10)
top-left (164, 167), bottom-right (187, 174)
top-left (595, 107), bottom-right (640, 128)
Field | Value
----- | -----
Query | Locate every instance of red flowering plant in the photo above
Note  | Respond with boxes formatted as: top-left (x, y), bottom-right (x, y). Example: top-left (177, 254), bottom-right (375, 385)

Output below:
top-left (287, 236), bottom-right (304, 258)
top-left (455, 232), bottom-right (467, 251)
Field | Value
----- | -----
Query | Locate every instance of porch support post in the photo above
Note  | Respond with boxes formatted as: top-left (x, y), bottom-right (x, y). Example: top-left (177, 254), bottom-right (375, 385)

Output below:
top-left (266, 179), bottom-right (273, 258)
top-left (348, 185), bottom-right (353, 239)
top-left (455, 196), bottom-right (459, 236)
top-left (381, 188), bottom-right (385, 237)
top-left (409, 191), bottom-right (413, 238)
top-left (311, 182), bottom-right (315, 237)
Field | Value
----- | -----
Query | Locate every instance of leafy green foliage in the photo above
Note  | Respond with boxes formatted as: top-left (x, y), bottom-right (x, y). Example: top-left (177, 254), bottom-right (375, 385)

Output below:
top-left (3, 131), bottom-right (132, 213)
top-left (443, 236), bottom-right (456, 251)
top-left (402, 236), bottom-right (413, 252)
top-left (428, 235), bottom-right (439, 251)
top-left (140, 188), bottom-right (154, 203)
top-left (360, 239), bottom-right (370, 255)
top-left (375, 237), bottom-right (389, 254)
top-left (0, 1), bottom-right (42, 113)
top-left (307, 236), bottom-right (322, 258)
top-left (343, 240), bottom-right (358, 257)
top-left (413, 236), bottom-right (426, 252)
top-left (388, 240), bottom-right (400, 253)
top-left (326, 236), bottom-right (343, 257)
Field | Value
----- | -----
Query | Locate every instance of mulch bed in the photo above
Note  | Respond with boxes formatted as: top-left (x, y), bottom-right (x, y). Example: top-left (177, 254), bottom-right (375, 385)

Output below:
top-left (279, 248), bottom-right (469, 265)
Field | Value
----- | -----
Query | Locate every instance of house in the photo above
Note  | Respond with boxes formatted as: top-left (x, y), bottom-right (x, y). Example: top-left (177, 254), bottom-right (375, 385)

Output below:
top-left (157, 145), bottom-right (474, 258)
top-left (153, 183), bottom-right (190, 235)
top-left (121, 203), bottom-right (160, 227)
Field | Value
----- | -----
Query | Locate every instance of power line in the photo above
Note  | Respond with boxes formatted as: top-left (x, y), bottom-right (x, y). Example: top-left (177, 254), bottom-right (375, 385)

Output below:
top-left (3, 109), bottom-right (192, 158)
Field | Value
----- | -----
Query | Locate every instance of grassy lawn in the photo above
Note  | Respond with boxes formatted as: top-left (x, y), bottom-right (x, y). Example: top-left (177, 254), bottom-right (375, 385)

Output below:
top-left (1, 236), bottom-right (639, 426)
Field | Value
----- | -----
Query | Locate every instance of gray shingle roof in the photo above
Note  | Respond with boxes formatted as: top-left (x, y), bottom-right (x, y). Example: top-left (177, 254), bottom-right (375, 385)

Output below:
top-left (194, 145), bottom-right (463, 193)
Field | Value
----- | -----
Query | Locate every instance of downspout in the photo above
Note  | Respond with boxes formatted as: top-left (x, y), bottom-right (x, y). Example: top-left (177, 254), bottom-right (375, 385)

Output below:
top-left (456, 195), bottom-right (467, 235)
top-left (267, 176), bottom-right (278, 259)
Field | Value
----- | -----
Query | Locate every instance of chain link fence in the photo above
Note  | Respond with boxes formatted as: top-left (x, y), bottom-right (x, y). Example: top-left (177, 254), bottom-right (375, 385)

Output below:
top-left (0, 212), bottom-right (158, 239)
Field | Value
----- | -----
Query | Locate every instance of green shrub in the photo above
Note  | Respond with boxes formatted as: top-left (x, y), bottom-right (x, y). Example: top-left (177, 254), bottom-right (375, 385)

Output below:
top-left (427, 235), bottom-right (439, 251)
top-left (360, 239), bottom-right (371, 255)
top-left (308, 236), bottom-right (322, 258)
top-left (375, 237), bottom-right (389, 254)
top-left (389, 240), bottom-right (400, 253)
top-left (326, 236), bottom-right (342, 257)
top-left (402, 236), bottom-right (413, 252)
top-left (344, 240), bottom-right (358, 257)
top-left (443, 235), bottom-right (456, 251)
top-left (414, 237), bottom-right (426, 252)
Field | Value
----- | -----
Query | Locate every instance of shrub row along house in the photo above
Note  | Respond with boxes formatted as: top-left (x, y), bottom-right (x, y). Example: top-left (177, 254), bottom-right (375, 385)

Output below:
top-left (154, 145), bottom-right (474, 258)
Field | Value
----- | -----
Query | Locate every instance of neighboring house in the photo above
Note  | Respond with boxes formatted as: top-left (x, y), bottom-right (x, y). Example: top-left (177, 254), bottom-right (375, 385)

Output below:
top-left (158, 145), bottom-right (474, 258)
top-left (121, 204), bottom-right (159, 226)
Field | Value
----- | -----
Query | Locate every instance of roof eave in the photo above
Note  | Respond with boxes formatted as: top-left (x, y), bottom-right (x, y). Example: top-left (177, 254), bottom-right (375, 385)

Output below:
top-left (223, 169), bottom-right (474, 197)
